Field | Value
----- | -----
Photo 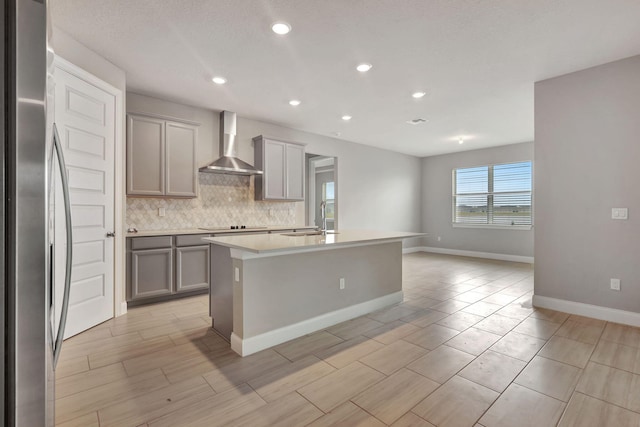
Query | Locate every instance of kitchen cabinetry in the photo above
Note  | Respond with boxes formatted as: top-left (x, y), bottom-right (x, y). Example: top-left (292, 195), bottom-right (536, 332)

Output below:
top-left (126, 227), bottom-right (317, 305)
top-left (175, 235), bottom-right (210, 293)
top-left (129, 236), bottom-right (173, 300)
top-left (253, 135), bottom-right (305, 201)
top-left (127, 114), bottom-right (198, 197)
top-left (127, 234), bottom-right (209, 304)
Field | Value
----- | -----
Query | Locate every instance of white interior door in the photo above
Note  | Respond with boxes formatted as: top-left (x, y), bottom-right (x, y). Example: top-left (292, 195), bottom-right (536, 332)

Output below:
top-left (54, 61), bottom-right (116, 338)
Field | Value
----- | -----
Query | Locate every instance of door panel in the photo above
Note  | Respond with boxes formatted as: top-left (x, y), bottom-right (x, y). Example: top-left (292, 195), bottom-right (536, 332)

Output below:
top-left (264, 140), bottom-right (286, 199)
top-left (286, 144), bottom-right (304, 200)
top-left (127, 115), bottom-right (165, 195)
top-left (69, 275), bottom-right (106, 305)
top-left (176, 245), bottom-right (210, 292)
top-left (66, 88), bottom-right (106, 125)
top-left (67, 166), bottom-right (105, 193)
top-left (166, 121), bottom-right (197, 197)
top-left (54, 64), bottom-right (115, 339)
top-left (65, 126), bottom-right (106, 158)
top-left (131, 249), bottom-right (173, 299)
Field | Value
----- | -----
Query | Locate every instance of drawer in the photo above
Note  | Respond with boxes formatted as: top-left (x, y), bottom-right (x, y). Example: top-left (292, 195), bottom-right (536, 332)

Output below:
top-left (175, 234), bottom-right (211, 247)
top-left (130, 236), bottom-right (173, 250)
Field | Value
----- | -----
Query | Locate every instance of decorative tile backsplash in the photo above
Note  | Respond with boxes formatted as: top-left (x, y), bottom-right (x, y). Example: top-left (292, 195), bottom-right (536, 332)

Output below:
top-left (126, 174), bottom-right (297, 230)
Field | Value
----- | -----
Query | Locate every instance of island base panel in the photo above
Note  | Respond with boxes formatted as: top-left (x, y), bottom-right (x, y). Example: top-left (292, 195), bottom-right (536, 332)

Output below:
top-left (232, 241), bottom-right (403, 355)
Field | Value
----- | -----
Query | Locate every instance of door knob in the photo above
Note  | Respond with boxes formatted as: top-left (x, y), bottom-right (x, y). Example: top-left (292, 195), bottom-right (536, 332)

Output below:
top-left (106, 231), bottom-right (115, 238)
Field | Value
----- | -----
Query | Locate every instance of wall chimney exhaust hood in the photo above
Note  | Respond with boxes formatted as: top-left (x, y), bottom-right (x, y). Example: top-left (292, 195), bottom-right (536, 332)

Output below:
top-left (199, 111), bottom-right (263, 175)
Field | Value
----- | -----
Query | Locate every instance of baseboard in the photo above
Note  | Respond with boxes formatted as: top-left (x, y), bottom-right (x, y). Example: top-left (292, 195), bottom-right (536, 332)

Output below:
top-left (117, 301), bottom-right (128, 317)
top-left (408, 246), bottom-right (534, 264)
top-left (533, 295), bottom-right (640, 328)
top-left (230, 291), bottom-right (404, 356)
top-left (402, 247), bottom-right (424, 254)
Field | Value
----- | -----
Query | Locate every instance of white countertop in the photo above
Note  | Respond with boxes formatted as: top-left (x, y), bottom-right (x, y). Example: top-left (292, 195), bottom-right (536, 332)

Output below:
top-left (203, 230), bottom-right (425, 254)
top-left (126, 225), bottom-right (317, 238)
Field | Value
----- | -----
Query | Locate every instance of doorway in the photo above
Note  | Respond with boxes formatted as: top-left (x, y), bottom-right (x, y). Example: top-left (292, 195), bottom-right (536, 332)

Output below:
top-left (306, 155), bottom-right (337, 231)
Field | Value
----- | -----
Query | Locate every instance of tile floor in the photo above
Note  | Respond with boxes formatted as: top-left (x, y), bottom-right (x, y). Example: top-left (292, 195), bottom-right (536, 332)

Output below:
top-left (55, 252), bottom-right (640, 426)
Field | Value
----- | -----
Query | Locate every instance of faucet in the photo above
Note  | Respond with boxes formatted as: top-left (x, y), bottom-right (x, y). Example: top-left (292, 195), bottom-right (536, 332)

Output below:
top-left (320, 201), bottom-right (327, 235)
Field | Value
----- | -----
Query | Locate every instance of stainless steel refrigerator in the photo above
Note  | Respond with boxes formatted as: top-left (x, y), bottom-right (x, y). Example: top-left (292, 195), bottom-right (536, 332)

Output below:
top-left (2, 0), bottom-right (73, 425)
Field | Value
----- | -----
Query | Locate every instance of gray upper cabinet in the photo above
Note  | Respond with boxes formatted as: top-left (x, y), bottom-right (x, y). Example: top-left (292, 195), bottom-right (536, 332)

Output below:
top-left (254, 135), bottom-right (305, 201)
top-left (263, 139), bottom-right (286, 199)
top-left (165, 121), bottom-right (198, 197)
top-left (285, 143), bottom-right (305, 200)
top-left (127, 114), bottom-right (198, 198)
top-left (127, 115), bottom-right (165, 196)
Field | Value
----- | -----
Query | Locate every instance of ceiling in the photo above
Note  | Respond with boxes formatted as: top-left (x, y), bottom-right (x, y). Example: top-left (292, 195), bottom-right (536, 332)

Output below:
top-left (51, 0), bottom-right (640, 157)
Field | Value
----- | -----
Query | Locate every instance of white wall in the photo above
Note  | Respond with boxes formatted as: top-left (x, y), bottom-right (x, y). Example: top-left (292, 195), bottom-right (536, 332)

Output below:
top-left (535, 55), bottom-right (640, 314)
top-left (51, 26), bottom-right (126, 92)
top-left (237, 118), bottom-right (422, 241)
top-left (421, 142), bottom-right (534, 257)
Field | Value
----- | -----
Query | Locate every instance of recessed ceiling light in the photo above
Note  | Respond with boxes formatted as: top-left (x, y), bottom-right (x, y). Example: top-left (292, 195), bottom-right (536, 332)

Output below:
top-left (289, 99), bottom-right (301, 106)
top-left (412, 91), bottom-right (426, 99)
top-left (212, 76), bottom-right (227, 85)
top-left (341, 115), bottom-right (352, 121)
top-left (272, 22), bottom-right (291, 35)
top-left (458, 138), bottom-right (464, 144)
top-left (356, 63), bottom-right (372, 72)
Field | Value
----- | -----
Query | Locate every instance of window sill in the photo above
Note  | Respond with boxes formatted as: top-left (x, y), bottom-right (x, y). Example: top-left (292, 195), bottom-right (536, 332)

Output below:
top-left (452, 223), bottom-right (533, 231)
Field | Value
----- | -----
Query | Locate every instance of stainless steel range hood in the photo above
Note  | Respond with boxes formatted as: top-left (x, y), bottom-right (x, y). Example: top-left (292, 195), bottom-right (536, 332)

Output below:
top-left (199, 111), bottom-right (263, 175)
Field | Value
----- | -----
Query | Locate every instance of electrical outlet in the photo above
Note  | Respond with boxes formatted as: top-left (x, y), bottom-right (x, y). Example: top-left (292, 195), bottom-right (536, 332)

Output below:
top-left (158, 207), bottom-right (166, 217)
top-left (610, 278), bottom-right (621, 291)
top-left (234, 267), bottom-right (240, 282)
top-left (437, 236), bottom-right (441, 242)
top-left (339, 278), bottom-right (345, 290)
top-left (612, 208), bottom-right (628, 220)
top-left (269, 208), bottom-right (274, 217)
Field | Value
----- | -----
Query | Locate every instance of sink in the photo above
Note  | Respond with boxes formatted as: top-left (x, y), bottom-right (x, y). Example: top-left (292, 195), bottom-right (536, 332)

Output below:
top-left (280, 231), bottom-right (339, 237)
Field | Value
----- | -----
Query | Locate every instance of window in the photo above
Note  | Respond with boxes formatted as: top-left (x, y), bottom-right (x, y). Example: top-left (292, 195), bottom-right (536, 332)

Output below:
top-left (322, 181), bottom-right (335, 221)
top-left (452, 161), bottom-right (532, 228)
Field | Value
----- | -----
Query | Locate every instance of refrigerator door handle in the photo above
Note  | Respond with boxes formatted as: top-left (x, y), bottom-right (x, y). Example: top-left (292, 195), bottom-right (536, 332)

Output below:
top-left (52, 123), bottom-right (73, 368)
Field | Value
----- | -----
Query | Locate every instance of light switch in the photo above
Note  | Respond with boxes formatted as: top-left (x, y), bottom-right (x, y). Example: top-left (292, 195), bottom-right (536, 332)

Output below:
top-left (234, 267), bottom-right (240, 282)
top-left (612, 208), bottom-right (628, 220)
top-left (158, 207), bottom-right (166, 217)
top-left (611, 278), bottom-right (621, 291)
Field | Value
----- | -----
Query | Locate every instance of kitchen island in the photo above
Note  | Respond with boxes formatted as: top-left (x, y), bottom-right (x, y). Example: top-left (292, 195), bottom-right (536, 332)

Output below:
top-left (203, 230), bottom-right (423, 356)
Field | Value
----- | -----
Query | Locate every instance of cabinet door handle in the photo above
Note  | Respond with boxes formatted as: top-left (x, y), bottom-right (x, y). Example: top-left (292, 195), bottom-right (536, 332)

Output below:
top-left (106, 231), bottom-right (116, 238)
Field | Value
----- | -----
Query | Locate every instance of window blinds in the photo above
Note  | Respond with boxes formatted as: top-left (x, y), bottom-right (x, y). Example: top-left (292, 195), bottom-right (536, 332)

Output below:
top-left (453, 161), bottom-right (532, 226)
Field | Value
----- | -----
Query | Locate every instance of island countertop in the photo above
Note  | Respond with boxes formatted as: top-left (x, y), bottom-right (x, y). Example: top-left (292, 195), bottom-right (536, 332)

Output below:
top-left (203, 229), bottom-right (424, 254)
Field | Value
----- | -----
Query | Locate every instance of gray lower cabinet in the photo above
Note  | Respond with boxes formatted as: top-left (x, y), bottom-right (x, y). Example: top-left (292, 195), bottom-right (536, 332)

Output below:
top-left (127, 234), bottom-right (210, 304)
top-left (127, 229), bottom-right (316, 304)
top-left (176, 245), bottom-right (210, 293)
top-left (131, 248), bottom-right (173, 299)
